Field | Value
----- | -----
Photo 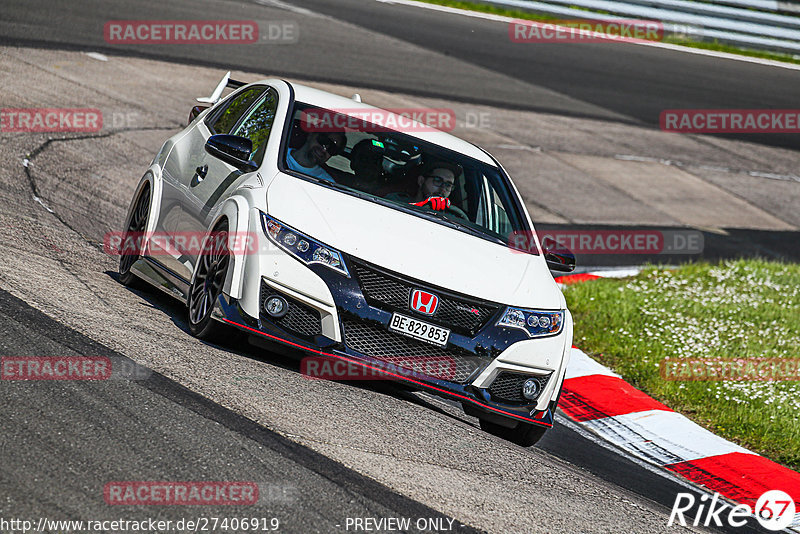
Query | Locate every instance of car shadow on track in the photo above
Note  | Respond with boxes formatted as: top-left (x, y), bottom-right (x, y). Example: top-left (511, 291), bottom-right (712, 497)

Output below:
top-left (104, 270), bottom-right (417, 404)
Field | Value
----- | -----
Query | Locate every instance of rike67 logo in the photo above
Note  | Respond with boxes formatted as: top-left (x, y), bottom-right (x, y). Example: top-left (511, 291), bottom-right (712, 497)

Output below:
top-left (669, 490), bottom-right (797, 531)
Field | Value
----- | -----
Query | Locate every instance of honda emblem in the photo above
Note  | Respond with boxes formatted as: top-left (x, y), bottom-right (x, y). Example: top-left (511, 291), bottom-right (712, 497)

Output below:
top-left (410, 289), bottom-right (439, 315)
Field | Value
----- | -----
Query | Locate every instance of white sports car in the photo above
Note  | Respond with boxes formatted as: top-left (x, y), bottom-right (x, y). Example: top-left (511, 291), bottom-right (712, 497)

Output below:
top-left (119, 73), bottom-right (576, 445)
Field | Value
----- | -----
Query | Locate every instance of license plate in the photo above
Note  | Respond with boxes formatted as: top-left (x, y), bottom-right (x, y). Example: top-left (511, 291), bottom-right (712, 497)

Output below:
top-left (388, 313), bottom-right (450, 347)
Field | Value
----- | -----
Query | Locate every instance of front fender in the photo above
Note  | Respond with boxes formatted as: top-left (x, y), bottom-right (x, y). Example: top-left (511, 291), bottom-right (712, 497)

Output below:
top-left (122, 164), bottom-right (162, 237)
top-left (209, 195), bottom-right (250, 300)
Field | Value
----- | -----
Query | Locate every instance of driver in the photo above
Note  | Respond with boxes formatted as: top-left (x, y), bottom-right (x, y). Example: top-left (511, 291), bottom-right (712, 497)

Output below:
top-left (287, 131), bottom-right (346, 182)
top-left (386, 160), bottom-right (463, 213)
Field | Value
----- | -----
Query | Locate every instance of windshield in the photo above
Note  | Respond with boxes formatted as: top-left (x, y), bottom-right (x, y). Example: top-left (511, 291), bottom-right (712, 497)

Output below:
top-left (281, 102), bottom-right (533, 249)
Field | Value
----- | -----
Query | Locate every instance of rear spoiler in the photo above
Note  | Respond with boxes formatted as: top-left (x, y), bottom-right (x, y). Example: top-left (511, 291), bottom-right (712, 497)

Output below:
top-left (196, 71), bottom-right (247, 104)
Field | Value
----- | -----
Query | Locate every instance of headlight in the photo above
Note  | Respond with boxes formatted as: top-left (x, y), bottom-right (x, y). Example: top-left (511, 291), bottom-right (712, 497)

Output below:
top-left (497, 308), bottom-right (564, 337)
top-left (261, 213), bottom-right (349, 277)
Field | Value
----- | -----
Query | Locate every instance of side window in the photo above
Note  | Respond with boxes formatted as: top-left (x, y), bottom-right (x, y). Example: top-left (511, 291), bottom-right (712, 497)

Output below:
top-left (207, 86), bottom-right (265, 135)
top-left (231, 88), bottom-right (279, 165)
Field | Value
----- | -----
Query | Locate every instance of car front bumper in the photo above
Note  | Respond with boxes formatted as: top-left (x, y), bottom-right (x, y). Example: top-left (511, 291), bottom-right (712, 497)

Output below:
top-left (215, 211), bottom-right (572, 427)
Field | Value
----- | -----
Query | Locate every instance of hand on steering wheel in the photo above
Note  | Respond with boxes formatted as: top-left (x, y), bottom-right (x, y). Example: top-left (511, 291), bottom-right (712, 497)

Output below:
top-left (411, 196), bottom-right (450, 211)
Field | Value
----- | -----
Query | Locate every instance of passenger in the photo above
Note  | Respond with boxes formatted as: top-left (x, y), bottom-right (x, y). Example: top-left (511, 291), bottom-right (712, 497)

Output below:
top-left (287, 131), bottom-right (346, 182)
top-left (348, 139), bottom-right (387, 193)
top-left (386, 160), bottom-right (464, 214)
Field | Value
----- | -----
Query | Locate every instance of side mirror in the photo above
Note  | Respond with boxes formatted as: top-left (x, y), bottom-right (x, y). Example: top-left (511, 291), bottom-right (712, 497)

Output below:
top-left (189, 105), bottom-right (209, 125)
top-left (205, 134), bottom-right (258, 172)
top-left (541, 236), bottom-right (576, 273)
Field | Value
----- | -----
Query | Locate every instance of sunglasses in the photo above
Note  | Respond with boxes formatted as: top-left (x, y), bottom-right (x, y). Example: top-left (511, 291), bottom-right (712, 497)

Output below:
top-left (425, 175), bottom-right (455, 192)
top-left (317, 134), bottom-right (344, 156)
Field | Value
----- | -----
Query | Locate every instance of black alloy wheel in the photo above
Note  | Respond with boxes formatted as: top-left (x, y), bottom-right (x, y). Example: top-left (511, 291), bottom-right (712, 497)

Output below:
top-left (119, 185), bottom-right (151, 286)
top-left (187, 221), bottom-right (230, 339)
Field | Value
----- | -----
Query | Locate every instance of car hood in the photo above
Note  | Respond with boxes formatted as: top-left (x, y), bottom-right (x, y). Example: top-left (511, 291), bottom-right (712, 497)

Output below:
top-left (267, 173), bottom-right (565, 309)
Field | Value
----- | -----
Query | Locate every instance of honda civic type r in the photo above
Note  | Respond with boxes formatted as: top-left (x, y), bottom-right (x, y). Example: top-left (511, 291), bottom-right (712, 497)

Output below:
top-left (119, 73), bottom-right (576, 445)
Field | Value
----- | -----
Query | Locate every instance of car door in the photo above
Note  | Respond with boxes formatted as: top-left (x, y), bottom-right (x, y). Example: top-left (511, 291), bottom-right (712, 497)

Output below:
top-left (189, 86), bottom-right (280, 230)
top-left (154, 85), bottom-right (268, 280)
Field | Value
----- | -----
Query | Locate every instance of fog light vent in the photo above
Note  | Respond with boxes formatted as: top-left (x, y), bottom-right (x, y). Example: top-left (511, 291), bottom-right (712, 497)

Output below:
top-left (264, 295), bottom-right (289, 318)
top-left (488, 372), bottom-right (551, 403)
top-left (522, 378), bottom-right (542, 400)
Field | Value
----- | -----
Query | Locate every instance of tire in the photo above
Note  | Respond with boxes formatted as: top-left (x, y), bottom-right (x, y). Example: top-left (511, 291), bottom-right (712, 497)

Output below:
top-left (119, 185), bottom-right (151, 287)
top-left (479, 418), bottom-right (548, 447)
top-left (187, 220), bottom-right (230, 340)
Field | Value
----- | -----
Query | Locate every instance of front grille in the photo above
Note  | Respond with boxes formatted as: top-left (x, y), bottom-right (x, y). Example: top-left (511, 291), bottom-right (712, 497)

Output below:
top-left (260, 282), bottom-right (322, 339)
top-left (353, 261), bottom-right (498, 335)
top-left (342, 318), bottom-right (484, 383)
top-left (488, 372), bottom-right (551, 403)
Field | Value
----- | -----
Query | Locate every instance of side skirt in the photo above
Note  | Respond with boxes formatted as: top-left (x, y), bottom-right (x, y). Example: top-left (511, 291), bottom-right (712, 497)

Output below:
top-left (130, 256), bottom-right (191, 303)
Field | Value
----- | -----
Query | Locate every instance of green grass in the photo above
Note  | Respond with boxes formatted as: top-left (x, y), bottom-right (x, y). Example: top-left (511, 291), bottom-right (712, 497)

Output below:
top-left (563, 260), bottom-right (800, 471)
top-left (417, 0), bottom-right (800, 65)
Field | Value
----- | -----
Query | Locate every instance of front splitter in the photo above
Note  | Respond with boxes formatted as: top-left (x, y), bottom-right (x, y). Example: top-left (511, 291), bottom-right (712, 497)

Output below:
top-left (215, 296), bottom-right (554, 428)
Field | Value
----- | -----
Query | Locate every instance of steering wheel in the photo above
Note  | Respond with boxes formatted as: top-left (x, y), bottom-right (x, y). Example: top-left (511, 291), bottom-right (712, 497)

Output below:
top-left (445, 204), bottom-right (469, 220)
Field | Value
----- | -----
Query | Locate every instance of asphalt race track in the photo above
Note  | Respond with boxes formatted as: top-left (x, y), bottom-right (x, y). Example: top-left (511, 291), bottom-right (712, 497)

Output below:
top-left (0, 0), bottom-right (797, 532)
top-left (0, 289), bottom-right (483, 533)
